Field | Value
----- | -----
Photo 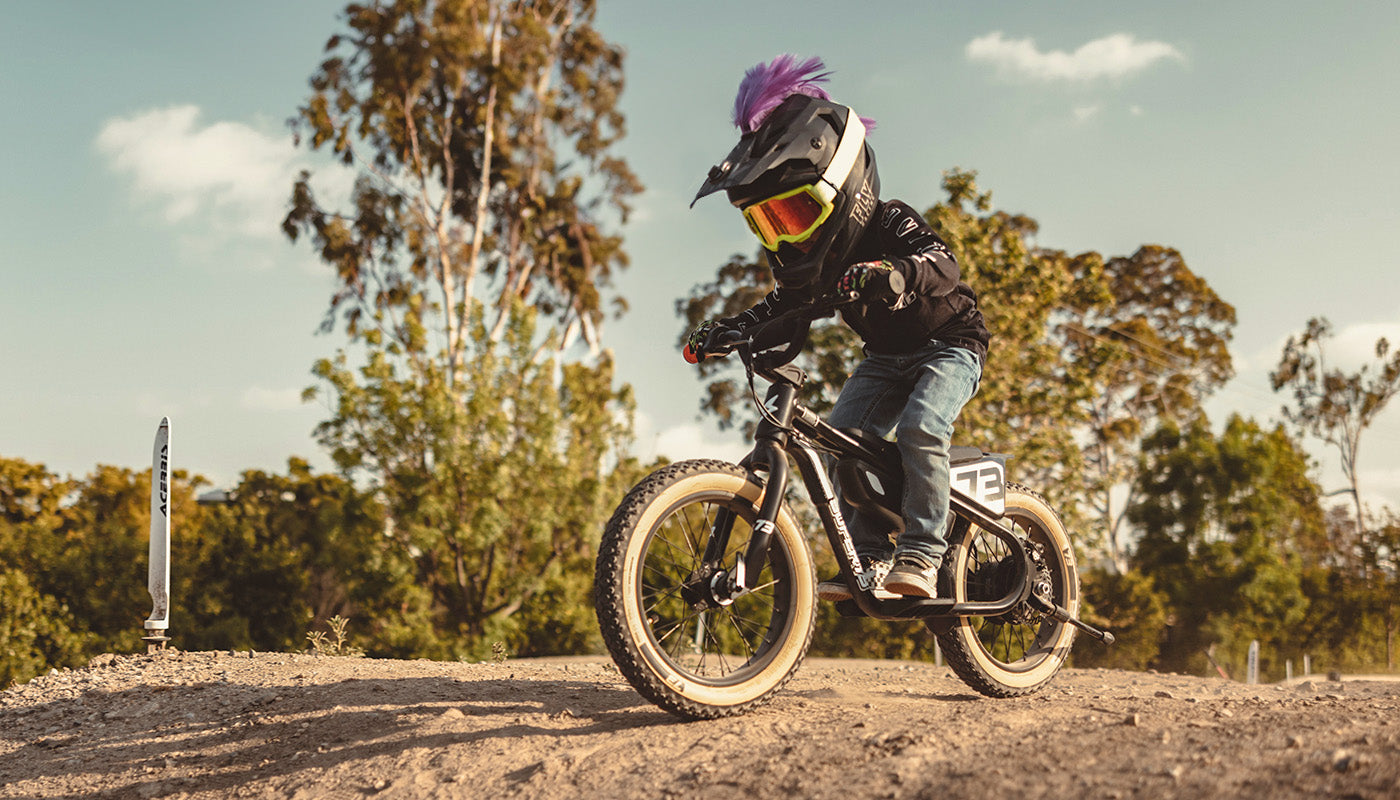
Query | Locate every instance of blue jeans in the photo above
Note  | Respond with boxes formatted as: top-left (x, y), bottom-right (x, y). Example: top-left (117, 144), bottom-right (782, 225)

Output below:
top-left (827, 341), bottom-right (982, 570)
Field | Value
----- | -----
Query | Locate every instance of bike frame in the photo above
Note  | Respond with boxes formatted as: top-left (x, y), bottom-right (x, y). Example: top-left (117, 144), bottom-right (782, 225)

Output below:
top-left (706, 355), bottom-right (1035, 623)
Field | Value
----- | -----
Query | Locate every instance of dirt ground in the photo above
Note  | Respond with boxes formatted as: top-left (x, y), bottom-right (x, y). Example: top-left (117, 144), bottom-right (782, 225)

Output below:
top-left (2, 650), bottom-right (1397, 800)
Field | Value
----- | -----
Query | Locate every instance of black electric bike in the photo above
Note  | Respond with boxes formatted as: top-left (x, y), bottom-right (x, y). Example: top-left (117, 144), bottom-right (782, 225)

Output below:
top-left (594, 292), bottom-right (1114, 720)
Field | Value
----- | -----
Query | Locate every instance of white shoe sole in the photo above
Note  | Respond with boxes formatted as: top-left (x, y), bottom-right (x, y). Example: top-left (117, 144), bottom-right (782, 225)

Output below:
top-left (882, 576), bottom-right (936, 598)
top-left (817, 583), bottom-right (901, 602)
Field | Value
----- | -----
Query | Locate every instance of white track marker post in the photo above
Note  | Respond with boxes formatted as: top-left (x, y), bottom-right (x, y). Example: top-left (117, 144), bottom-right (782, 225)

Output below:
top-left (143, 417), bottom-right (172, 651)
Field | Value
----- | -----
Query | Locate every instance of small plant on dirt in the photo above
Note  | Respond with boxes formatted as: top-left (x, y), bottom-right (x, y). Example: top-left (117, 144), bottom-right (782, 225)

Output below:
top-left (491, 641), bottom-right (509, 664)
top-left (306, 615), bottom-right (364, 657)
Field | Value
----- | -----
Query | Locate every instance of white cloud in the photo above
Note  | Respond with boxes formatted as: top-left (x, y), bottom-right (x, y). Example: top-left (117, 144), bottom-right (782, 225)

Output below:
top-left (1255, 319), bottom-right (1400, 376)
top-left (240, 386), bottom-right (307, 412)
top-left (966, 32), bottom-right (1185, 83)
top-left (1325, 321), bottom-right (1400, 372)
top-left (1073, 104), bottom-right (1102, 123)
top-left (96, 105), bottom-right (353, 242)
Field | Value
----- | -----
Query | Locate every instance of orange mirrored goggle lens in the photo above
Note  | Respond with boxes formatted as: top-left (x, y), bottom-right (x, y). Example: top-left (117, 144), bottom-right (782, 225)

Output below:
top-left (742, 188), bottom-right (830, 250)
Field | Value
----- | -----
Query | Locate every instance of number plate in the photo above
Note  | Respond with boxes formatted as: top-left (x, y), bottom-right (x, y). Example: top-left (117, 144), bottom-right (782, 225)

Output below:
top-left (950, 459), bottom-right (1006, 516)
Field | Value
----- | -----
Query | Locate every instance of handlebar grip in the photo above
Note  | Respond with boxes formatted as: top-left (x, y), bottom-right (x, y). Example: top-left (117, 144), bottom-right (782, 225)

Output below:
top-left (886, 269), bottom-right (905, 297)
top-left (714, 328), bottom-right (746, 348)
top-left (684, 327), bottom-right (746, 364)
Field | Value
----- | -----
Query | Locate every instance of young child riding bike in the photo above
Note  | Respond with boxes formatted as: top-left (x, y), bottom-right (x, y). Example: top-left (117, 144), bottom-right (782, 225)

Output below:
top-left (686, 55), bottom-right (990, 600)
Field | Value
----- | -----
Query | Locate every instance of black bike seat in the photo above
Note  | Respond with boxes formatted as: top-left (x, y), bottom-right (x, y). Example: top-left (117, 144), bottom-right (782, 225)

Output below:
top-left (949, 445), bottom-right (987, 465)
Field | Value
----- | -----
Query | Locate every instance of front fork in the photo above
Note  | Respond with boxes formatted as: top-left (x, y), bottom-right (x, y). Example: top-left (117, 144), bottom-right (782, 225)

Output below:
top-left (701, 383), bottom-right (798, 603)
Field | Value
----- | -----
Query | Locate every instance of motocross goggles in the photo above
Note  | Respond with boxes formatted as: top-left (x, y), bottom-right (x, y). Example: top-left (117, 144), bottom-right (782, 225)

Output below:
top-left (741, 181), bottom-right (837, 251)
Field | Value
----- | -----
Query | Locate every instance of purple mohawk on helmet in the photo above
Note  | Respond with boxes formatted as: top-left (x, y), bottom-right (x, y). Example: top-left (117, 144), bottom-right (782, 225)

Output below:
top-left (732, 54), bottom-right (876, 134)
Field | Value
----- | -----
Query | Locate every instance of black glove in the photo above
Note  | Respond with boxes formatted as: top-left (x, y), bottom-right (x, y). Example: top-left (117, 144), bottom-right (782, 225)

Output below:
top-left (836, 260), bottom-right (906, 303)
top-left (683, 321), bottom-right (726, 364)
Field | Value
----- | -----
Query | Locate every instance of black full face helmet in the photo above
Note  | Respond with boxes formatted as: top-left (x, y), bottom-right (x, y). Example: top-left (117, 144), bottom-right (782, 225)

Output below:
top-left (693, 92), bottom-right (880, 292)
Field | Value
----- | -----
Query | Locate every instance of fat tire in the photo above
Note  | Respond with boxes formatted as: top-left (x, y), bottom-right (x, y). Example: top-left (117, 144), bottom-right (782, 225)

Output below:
top-left (934, 484), bottom-right (1079, 698)
top-left (594, 459), bottom-right (816, 720)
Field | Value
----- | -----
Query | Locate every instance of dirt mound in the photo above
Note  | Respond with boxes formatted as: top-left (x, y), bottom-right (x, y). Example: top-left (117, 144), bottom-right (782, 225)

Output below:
top-left (2, 651), bottom-right (1397, 799)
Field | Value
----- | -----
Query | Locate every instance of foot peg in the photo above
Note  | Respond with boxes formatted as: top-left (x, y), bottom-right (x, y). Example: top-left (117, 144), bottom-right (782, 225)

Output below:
top-left (1028, 594), bottom-right (1116, 645)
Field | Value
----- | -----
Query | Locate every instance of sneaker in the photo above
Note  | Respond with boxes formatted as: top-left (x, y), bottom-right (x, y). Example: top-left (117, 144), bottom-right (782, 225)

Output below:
top-left (883, 556), bottom-right (939, 598)
top-left (817, 558), bottom-right (895, 602)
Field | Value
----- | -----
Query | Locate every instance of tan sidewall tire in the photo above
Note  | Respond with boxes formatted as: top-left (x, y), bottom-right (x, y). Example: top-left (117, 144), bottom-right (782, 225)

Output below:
top-left (942, 485), bottom-right (1079, 694)
top-left (597, 460), bottom-right (816, 718)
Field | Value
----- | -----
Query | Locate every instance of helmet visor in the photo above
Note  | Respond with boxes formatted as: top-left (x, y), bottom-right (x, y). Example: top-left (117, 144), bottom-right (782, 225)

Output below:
top-left (741, 184), bottom-right (835, 251)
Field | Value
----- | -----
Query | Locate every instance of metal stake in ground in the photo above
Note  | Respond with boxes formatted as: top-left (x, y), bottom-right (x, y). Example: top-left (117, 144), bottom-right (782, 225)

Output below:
top-left (143, 417), bottom-right (172, 652)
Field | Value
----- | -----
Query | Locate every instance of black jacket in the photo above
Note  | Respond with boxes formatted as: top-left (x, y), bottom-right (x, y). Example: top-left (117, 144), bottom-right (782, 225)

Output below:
top-left (722, 199), bottom-right (990, 363)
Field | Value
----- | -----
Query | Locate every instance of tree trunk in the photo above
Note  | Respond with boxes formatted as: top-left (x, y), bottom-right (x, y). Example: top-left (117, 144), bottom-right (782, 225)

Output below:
top-left (1387, 603), bottom-right (1395, 671)
top-left (460, 11), bottom-right (503, 380)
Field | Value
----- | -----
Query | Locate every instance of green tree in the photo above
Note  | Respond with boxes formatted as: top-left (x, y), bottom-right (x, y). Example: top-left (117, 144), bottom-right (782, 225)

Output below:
top-left (1, 460), bottom-right (93, 683)
top-left (1362, 511), bottom-right (1399, 670)
top-left (53, 466), bottom-right (176, 653)
top-left (1129, 416), bottom-right (1322, 676)
top-left (1293, 565), bottom-right (1388, 673)
top-left (179, 459), bottom-right (437, 657)
top-left (1065, 246), bottom-right (1235, 572)
top-left (925, 172), bottom-right (1112, 508)
top-left (1271, 316), bottom-right (1400, 539)
top-left (283, 1), bottom-right (643, 658)
top-left (0, 457), bottom-right (211, 675)
top-left (284, 0), bottom-right (641, 366)
top-left (0, 568), bottom-right (91, 687)
top-left (312, 307), bottom-right (638, 657)
top-left (1072, 567), bottom-right (1169, 671)
top-left (0, 457), bottom-right (71, 529)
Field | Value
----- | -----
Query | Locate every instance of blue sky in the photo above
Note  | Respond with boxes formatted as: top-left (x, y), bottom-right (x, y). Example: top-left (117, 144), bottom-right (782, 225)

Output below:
top-left (3, 1), bottom-right (1399, 512)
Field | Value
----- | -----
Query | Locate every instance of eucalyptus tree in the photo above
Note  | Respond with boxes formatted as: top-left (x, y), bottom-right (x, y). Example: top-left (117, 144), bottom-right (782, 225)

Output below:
top-left (1063, 245), bottom-right (1235, 571)
top-left (285, 0), bottom-right (640, 364)
top-left (1271, 319), bottom-right (1400, 670)
top-left (283, 0), bottom-right (642, 655)
top-left (1272, 317), bottom-right (1400, 536)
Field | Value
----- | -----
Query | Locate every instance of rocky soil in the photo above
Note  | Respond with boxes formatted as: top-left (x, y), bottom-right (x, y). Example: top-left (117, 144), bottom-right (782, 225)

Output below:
top-left (2, 650), bottom-right (1397, 799)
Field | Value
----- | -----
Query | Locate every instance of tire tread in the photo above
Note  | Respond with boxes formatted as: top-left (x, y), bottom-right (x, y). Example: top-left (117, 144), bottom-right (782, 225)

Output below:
top-left (594, 459), bottom-right (814, 720)
top-left (934, 483), bottom-right (1077, 698)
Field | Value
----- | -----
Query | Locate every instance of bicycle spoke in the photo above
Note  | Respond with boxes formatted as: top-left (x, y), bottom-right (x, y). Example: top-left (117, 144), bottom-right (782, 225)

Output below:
top-left (709, 630), bottom-right (734, 676)
top-left (652, 528), bottom-right (699, 567)
top-left (722, 607), bottom-right (766, 647)
top-left (676, 502), bottom-right (706, 559)
top-left (721, 608), bottom-right (760, 660)
top-left (652, 605), bottom-right (706, 648)
top-left (626, 488), bottom-right (802, 688)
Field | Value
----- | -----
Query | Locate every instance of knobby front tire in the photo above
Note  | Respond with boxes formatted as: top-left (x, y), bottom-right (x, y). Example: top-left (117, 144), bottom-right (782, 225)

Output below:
top-left (594, 459), bottom-right (816, 720)
top-left (935, 484), bottom-right (1079, 697)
